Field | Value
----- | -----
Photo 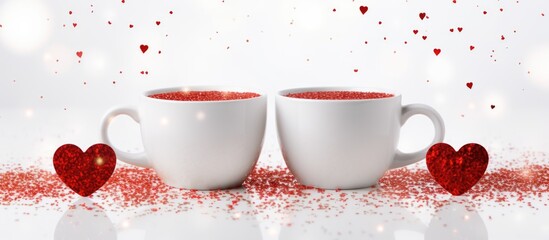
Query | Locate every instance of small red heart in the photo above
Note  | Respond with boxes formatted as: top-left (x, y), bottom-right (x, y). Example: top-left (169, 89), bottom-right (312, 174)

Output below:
top-left (433, 48), bottom-right (441, 56)
top-left (140, 44), bottom-right (149, 53)
top-left (449, 28), bottom-right (454, 32)
top-left (466, 82), bottom-right (473, 89)
top-left (501, 35), bottom-right (505, 40)
top-left (413, 29), bottom-right (418, 35)
top-left (129, 24), bottom-right (134, 28)
top-left (76, 51), bottom-right (83, 58)
top-left (353, 69), bottom-right (358, 72)
top-left (419, 12), bottom-right (426, 20)
top-left (422, 35), bottom-right (427, 40)
top-left (359, 6), bottom-right (368, 15)
top-left (73, 23), bottom-right (77, 27)
top-left (491, 105), bottom-right (495, 109)
top-left (53, 144), bottom-right (116, 197)
top-left (156, 21), bottom-right (161, 25)
top-left (470, 45), bottom-right (475, 51)
top-left (457, 27), bottom-right (463, 32)
top-left (426, 143), bottom-right (489, 196)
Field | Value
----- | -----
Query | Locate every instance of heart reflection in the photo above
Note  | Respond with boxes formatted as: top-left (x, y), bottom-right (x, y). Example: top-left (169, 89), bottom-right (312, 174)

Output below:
top-left (54, 198), bottom-right (116, 240)
top-left (425, 197), bottom-right (488, 240)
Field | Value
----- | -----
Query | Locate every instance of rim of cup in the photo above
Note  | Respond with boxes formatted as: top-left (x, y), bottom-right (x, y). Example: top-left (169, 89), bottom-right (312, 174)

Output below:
top-left (277, 86), bottom-right (401, 102)
top-left (143, 86), bottom-right (266, 103)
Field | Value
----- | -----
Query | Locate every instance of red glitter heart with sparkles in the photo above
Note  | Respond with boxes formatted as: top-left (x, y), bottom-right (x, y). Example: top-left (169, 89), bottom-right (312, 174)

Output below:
top-left (359, 6), bottom-right (368, 15)
top-left (53, 144), bottom-right (116, 197)
top-left (426, 143), bottom-right (489, 196)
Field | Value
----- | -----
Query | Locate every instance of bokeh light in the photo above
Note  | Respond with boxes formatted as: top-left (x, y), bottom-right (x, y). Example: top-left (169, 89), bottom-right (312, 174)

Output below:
top-left (0, 0), bottom-right (51, 54)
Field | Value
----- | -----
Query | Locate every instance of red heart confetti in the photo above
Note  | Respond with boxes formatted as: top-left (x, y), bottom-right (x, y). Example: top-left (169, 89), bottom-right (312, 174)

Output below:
top-left (413, 29), bottom-right (418, 34)
top-left (466, 82), bottom-right (473, 89)
top-left (140, 44), bottom-right (149, 53)
top-left (419, 12), bottom-right (427, 20)
top-left (76, 51), bottom-right (83, 58)
top-left (69, 10), bottom-right (73, 15)
top-left (359, 6), bottom-right (368, 15)
top-left (483, 11), bottom-right (487, 15)
top-left (129, 24), bottom-right (134, 28)
top-left (72, 23), bottom-right (77, 28)
top-left (433, 48), bottom-right (441, 56)
top-left (458, 27), bottom-right (463, 32)
top-left (470, 45), bottom-right (475, 51)
top-left (450, 28), bottom-right (454, 32)
top-left (53, 144), bottom-right (117, 197)
top-left (501, 35), bottom-right (505, 40)
top-left (491, 105), bottom-right (495, 109)
top-left (422, 35), bottom-right (427, 40)
top-left (353, 69), bottom-right (358, 72)
top-left (156, 21), bottom-right (161, 25)
top-left (426, 143), bottom-right (489, 196)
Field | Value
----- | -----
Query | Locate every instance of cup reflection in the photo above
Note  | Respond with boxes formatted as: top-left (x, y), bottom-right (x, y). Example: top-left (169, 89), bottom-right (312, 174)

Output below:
top-left (118, 189), bottom-right (261, 240)
top-left (54, 198), bottom-right (116, 240)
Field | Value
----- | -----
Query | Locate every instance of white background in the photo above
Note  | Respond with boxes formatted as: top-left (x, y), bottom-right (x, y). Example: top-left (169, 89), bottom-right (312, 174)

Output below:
top-left (1, 0), bottom-right (549, 239)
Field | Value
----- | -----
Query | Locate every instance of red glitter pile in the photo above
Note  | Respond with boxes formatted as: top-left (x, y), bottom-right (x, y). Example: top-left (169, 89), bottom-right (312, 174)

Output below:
top-left (1, 151), bottom-right (549, 214)
top-left (148, 91), bottom-right (260, 101)
top-left (285, 91), bottom-right (394, 100)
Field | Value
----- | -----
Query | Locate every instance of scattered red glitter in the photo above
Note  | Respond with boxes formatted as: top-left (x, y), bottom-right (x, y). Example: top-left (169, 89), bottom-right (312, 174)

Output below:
top-left (53, 144), bottom-right (116, 197)
top-left (419, 12), bottom-right (427, 20)
top-left (466, 82), bottom-right (473, 89)
top-left (285, 91), bottom-right (394, 100)
top-left (426, 143), bottom-right (489, 196)
top-left (483, 10), bottom-right (488, 15)
top-left (433, 48), bottom-right (441, 56)
top-left (353, 69), bottom-right (358, 72)
top-left (69, 11), bottom-right (72, 15)
top-left (140, 44), bottom-right (149, 53)
top-left (149, 91), bottom-right (260, 101)
top-left (140, 71), bottom-right (149, 75)
top-left (501, 35), bottom-right (506, 40)
top-left (108, 21), bottom-right (112, 25)
top-left (359, 6), bottom-right (368, 15)
top-left (75, 51), bottom-right (83, 58)
top-left (169, 11), bottom-right (174, 14)
top-left (2, 150), bottom-right (549, 213)
top-left (332, 8), bottom-right (336, 12)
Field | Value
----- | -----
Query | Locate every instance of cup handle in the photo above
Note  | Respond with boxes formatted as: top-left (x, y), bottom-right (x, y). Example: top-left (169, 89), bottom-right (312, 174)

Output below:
top-left (390, 104), bottom-right (445, 169)
top-left (100, 106), bottom-right (152, 168)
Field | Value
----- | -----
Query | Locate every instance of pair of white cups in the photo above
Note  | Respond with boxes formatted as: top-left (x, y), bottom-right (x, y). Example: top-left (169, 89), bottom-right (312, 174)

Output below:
top-left (101, 86), bottom-right (445, 190)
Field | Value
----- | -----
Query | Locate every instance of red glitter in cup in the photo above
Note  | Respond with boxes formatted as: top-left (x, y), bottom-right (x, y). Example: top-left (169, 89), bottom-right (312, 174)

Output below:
top-left (148, 91), bottom-right (260, 101)
top-left (285, 91), bottom-right (394, 100)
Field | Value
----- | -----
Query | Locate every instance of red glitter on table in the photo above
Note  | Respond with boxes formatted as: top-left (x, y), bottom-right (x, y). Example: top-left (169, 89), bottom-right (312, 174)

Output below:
top-left (1, 150), bottom-right (549, 215)
top-left (149, 91), bottom-right (260, 101)
top-left (285, 91), bottom-right (394, 100)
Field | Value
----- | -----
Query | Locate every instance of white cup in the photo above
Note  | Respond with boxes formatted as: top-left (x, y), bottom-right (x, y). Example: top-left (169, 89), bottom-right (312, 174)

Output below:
top-left (101, 86), bottom-right (267, 190)
top-left (276, 87), bottom-right (445, 189)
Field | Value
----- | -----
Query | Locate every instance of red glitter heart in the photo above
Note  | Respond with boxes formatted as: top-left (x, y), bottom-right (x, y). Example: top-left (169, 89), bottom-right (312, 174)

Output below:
top-left (426, 143), bottom-right (489, 196)
top-left (466, 82), bottom-right (473, 89)
top-left (419, 12), bottom-right (426, 20)
top-left (53, 144), bottom-right (116, 197)
top-left (433, 48), bottom-right (441, 56)
top-left (140, 44), bottom-right (149, 53)
top-left (76, 51), bottom-right (83, 58)
top-left (359, 6), bottom-right (368, 15)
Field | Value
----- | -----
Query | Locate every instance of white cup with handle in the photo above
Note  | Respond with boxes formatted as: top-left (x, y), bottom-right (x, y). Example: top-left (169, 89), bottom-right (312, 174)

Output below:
top-left (276, 87), bottom-right (445, 189)
top-left (101, 86), bottom-right (267, 190)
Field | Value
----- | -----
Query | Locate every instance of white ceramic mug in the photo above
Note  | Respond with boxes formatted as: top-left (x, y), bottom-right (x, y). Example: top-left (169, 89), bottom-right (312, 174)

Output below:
top-left (101, 86), bottom-right (267, 190)
top-left (276, 87), bottom-right (445, 189)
